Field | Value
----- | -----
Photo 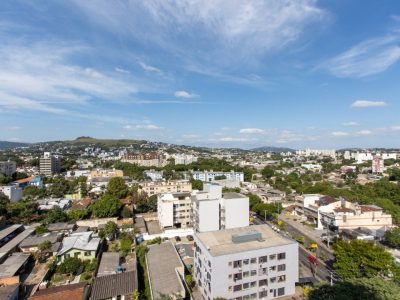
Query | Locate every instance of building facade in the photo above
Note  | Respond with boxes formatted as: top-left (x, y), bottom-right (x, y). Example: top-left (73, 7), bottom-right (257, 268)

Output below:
top-left (372, 156), bottom-right (384, 174)
top-left (0, 161), bottom-right (16, 177)
top-left (173, 154), bottom-right (198, 165)
top-left (121, 152), bottom-right (168, 167)
top-left (157, 192), bottom-right (192, 228)
top-left (139, 180), bottom-right (192, 196)
top-left (192, 170), bottom-right (244, 183)
top-left (0, 186), bottom-right (22, 202)
top-left (194, 225), bottom-right (298, 300)
top-left (39, 152), bottom-right (60, 176)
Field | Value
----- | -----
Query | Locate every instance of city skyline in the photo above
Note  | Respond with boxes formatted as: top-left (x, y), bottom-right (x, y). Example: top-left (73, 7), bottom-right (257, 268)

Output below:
top-left (1, 0), bottom-right (400, 148)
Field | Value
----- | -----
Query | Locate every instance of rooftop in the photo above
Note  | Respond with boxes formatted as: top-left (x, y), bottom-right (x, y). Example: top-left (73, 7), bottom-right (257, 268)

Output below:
top-left (47, 222), bottom-right (75, 232)
top-left (19, 232), bottom-right (60, 248)
top-left (195, 225), bottom-right (296, 257)
top-left (97, 252), bottom-right (120, 277)
top-left (91, 271), bottom-right (136, 300)
top-left (223, 192), bottom-right (246, 199)
top-left (57, 231), bottom-right (100, 256)
top-left (0, 253), bottom-right (30, 278)
top-left (0, 224), bottom-right (23, 241)
top-left (29, 282), bottom-right (86, 300)
top-left (146, 241), bottom-right (185, 298)
top-left (0, 284), bottom-right (19, 300)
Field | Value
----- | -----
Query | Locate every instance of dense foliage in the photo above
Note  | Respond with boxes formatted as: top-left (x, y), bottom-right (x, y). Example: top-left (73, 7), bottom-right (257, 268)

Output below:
top-left (384, 228), bottom-right (400, 249)
top-left (91, 194), bottom-right (122, 218)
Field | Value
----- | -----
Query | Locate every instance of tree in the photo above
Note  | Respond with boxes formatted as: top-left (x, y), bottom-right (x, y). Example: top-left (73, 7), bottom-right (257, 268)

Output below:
top-left (190, 179), bottom-right (203, 190)
top-left (333, 240), bottom-right (398, 280)
top-left (122, 206), bottom-right (132, 218)
top-left (23, 186), bottom-right (45, 199)
top-left (103, 221), bottom-right (119, 240)
top-left (56, 257), bottom-right (81, 275)
top-left (248, 194), bottom-right (261, 210)
top-left (35, 225), bottom-right (48, 235)
top-left (308, 277), bottom-right (400, 300)
top-left (384, 228), bottom-right (400, 249)
top-left (261, 166), bottom-right (274, 179)
top-left (92, 194), bottom-right (122, 218)
top-left (38, 240), bottom-right (52, 252)
top-left (43, 207), bottom-right (69, 224)
top-left (107, 177), bottom-right (129, 199)
top-left (0, 192), bottom-right (9, 215)
top-left (68, 209), bottom-right (90, 221)
top-left (185, 274), bottom-right (194, 288)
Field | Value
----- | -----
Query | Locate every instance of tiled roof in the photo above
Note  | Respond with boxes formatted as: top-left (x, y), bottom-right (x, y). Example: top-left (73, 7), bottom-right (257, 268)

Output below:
top-left (29, 282), bottom-right (86, 300)
top-left (90, 271), bottom-right (136, 300)
top-left (360, 205), bottom-right (382, 212)
top-left (14, 176), bottom-right (36, 184)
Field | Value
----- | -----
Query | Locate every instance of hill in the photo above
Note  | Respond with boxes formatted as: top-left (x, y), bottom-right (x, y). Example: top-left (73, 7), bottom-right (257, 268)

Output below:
top-left (251, 146), bottom-right (295, 153)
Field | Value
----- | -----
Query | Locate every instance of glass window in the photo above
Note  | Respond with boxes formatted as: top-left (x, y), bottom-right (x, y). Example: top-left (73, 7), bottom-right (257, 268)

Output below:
top-left (250, 270), bottom-right (257, 276)
top-left (270, 277), bottom-right (277, 283)
top-left (250, 293), bottom-right (257, 299)
top-left (233, 260), bottom-right (242, 268)
top-left (259, 279), bottom-right (268, 287)
top-left (243, 282), bottom-right (250, 289)
top-left (243, 271), bottom-right (249, 278)
top-left (233, 284), bottom-right (242, 292)
top-left (259, 291), bottom-right (268, 298)
top-left (250, 281), bottom-right (257, 288)
top-left (277, 253), bottom-right (286, 260)
top-left (243, 259), bottom-right (250, 265)
top-left (269, 254), bottom-right (276, 260)
top-left (278, 287), bottom-right (285, 296)
top-left (278, 275), bottom-right (286, 282)
top-left (269, 266), bottom-right (276, 272)
top-left (258, 256), bottom-right (268, 264)
top-left (250, 258), bottom-right (257, 264)
top-left (277, 264), bottom-right (286, 271)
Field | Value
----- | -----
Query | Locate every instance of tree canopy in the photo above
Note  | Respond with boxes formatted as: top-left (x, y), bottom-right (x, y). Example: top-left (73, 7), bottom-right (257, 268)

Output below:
top-left (91, 194), bottom-right (122, 218)
top-left (107, 177), bottom-right (129, 199)
top-left (384, 228), bottom-right (400, 249)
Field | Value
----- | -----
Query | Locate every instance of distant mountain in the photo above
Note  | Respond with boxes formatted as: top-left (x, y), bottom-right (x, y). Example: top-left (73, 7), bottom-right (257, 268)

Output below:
top-left (0, 141), bottom-right (30, 150)
top-left (251, 146), bottom-right (295, 153)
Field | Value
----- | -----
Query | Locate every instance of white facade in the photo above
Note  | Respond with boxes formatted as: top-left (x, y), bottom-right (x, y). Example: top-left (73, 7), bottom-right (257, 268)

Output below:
top-left (372, 156), bottom-right (384, 174)
top-left (296, 149), bottom-right (336, 158)
top-left (157, 192), bottom-right (192, 228)
top-left (0, 161), bottom-right (16, 177)
top-left (191, 184), bottom-right (249, 233)
top-left (0, 185), bottom-right (22, 202)
top-left (173, 154), bottom-right (198, 165)
top-left (144, 169), bottom-right (163, 181)
top-left (192, 170), bottom-right (244, 182)
top-left (194, 225), bottom-right (298, 300)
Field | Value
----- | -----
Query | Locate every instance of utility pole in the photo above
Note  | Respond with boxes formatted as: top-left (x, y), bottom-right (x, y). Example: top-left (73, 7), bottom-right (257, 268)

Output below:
top-left (264, 210), bottom-right (267, 222)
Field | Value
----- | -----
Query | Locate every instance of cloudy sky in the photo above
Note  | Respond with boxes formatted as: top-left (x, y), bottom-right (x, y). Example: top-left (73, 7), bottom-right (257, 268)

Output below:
top-left (1, 0), bottom-right (400, 149)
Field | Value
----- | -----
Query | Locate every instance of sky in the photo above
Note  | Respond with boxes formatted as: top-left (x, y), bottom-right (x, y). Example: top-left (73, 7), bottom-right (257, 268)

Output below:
top-left (1, 0), bottom-right (400, 149)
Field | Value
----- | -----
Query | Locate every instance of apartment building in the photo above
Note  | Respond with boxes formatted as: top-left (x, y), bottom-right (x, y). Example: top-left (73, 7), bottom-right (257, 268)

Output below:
top-left (0, 186), bottom-right (22, 202)
top-left (39, 152), bottom-right (60, 176)
top-left (0, 161), bottom-right (16, 177)
top-left (157, 192), bottom-right (192, 228)
top-left (372, 156), bottom-right (384, 174)
top-left (121, 152), bottom-right (168, 167)
top-left (143, 169), bottom-right (163, 181)
top-left (139, 180), bottom-right (192, 196)
top-left (194, 225), bottom-right (298, 300)
top-left (88, 168), bottom-right (123, 180)
top-left (191, 183), bottom-right (249, 233)
top-left (172, 153), bottom-right (198, 165)
top-left (192, 170), bottom-right (244, 183)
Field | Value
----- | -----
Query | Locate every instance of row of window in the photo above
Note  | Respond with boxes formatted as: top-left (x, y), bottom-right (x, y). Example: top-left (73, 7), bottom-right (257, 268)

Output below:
top-left (230, 263), bottom-right (286, 280)
top-left (229, 276), bottom-right (286, 292)
top-left (230, 253), bottom-right (286, 268)
top-left (228, 288), bottom-right (285, 300)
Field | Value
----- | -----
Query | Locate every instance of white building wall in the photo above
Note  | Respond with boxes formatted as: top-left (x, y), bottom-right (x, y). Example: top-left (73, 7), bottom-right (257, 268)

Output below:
top-left (158, 200), bottom-right (174, 228)
top-left (222, 197), bottom-right (249, 230)
top-left (0, 185), bottom-right (22, 202)
top-left (197, 200), bottom-right (220, 232)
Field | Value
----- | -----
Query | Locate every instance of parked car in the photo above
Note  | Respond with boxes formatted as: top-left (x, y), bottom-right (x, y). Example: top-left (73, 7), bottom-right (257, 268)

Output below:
top-left (187, 235), bottom-right (194, 241)
top-left (175, 236), bottom-right (181, 242)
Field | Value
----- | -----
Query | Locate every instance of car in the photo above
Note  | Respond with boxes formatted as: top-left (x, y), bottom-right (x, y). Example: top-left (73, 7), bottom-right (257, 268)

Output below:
top-left (175, 236), bottom-right (181, 242)
top-left (187, 235), bottom-right (194, 241)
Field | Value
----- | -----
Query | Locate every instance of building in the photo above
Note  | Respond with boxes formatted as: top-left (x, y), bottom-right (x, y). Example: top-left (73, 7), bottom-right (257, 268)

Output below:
top-left (372, 155), bottom-right (384, 174)
top-left (39, 152), bottom-right (60, 176)
top-left (88, 169), bottom-right (123, 180)
top-left (0, 161), bottom-right (16, 177)
top-left (194, 225), bottom-right (299, 300)
top-left (97, 252), bottom-right (120, 277)
top-left (13, 176), bottom-right (43, 188)
top-left (172, 153), bottom-right (198, 165)
top-left (157, 192), bottom-right (192, 228)
top-left (139, 180), bottom-right (192, 196)
top-left (121, 152), bottom-right (168, 167)
top-left (37, 198), bottom-right (71, 211)
top-left (0, 283), bottom-right (19, 300)
top-left (192, 170), bottom-right (244, 183)
top-left (29, 282), bottom-right (87, 300)
top-left (19, 232), bottom-right (61, 253)
top-left (301, 164), bottom-right (322, 172)
top-left (56, 231), bottom-right (101, 264)
top-left (296, 149), bottom-right (336, 158)
top-left (0, 186), bottom-right (22, 202)
top-left (91, 271), bottom-right (137, 300)
top-left (146, 241), bottom-right (186, 299)
top-left (0, 253), bottom-right (30, 279)
top-left (144, 169), bottom-right (163, 181)
top-left (191, 184), bottom-right (249, 233)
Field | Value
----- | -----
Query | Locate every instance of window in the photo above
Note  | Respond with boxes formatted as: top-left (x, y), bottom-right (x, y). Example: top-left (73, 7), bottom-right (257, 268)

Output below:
top-left (229, 286), bottom-right (232, 292)
top-left (234, 273), bottom-right (242, 281)
top-left (84, 251), bottom-right (91, 256)
top-left (270, 277), bottom-right (276, 283)
top-left (269, 266), bottom-right (276, 272)
top-left (259, 279), bottom-right (268, 287)
top-left (229, 261), bottom-right (233, 267)
top-left (243, 259), bottom-right (249, 265)
top-left (278, 287), bottom-right (285, 296)
top-left (278, 275), bottom-right (286, 282)
top-left (250, 293), bottom-right (257, 299)
top-left (277, 252), bottom-right (286, 260)
top-left (277, 264), bottom-right (286, 272)
top-left (233, 260), bottom-right (242, 268)
top-left (243, 282), bottom-right (250, 290)
top-left (250, 270), bottom-right (257, 276)
top-left (259, 291), bottom-right (268, 298)
top-left (269, 254), bottom-right (276, 260)
top-left (250, 258), bottom-right (257, 264)
top-left (233, 284), bottom-right (242, 292)
top-left (74, 252), bottom-right (80, 257)
top-left (259, 256), bottom-right (268, 264)
top-left (229, 274), bottom-right (233, 279)
top-left (260, 267), bottom-right (267, 275)
top-left (243, 271), bottom-right (249, 278)
top-left (250, 281), bottom-right (257, 288)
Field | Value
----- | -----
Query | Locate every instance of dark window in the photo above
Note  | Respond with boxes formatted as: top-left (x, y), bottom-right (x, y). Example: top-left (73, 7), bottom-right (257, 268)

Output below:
top-left (259, 279), bottom-right (268, 287)
top-left (233, 284), bottom-right (242, 292)
top-left (278, 264), bottom-right (286, 271)
top-left (234, 273), bottom-right (242, 281)
top-left (259, 291), bottom-right (268, 298)
top-left (233, 260), bottom-right (242, 268)
top-left (259, 256), bottom-right (268, 263)
top-left (278, 287), bottom-right (285, 296)
top-left (277, 252), bottom-right (286, 260)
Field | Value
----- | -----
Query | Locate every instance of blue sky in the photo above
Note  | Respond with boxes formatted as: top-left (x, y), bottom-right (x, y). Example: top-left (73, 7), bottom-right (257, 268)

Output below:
top-left (1, 0), bottom-right (400, 149)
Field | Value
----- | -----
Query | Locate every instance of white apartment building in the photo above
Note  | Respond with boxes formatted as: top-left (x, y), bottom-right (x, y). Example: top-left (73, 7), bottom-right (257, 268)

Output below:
top-left (173, 153), bottom-right (198, 165)
top-left (157, 192), bottom-right (192, 228)
top-left (353, 152), bottom-right (373, 163)
top-left (192, 170), bottom-right (244, 183)
top-left (191, 184), bottom-right (249, 233)
top-left (296, 149), bottom-right (336, 158)
top-left (0, 185), bottom-right (22, 202)
top-left (372, 156), bottom-right (385, 174)
top-left (121, 152), bottom-right (168, 167)
top-left (0, 161), bottom-right (16, 177)
top-left (144, 169), bottom-right (163, 181)
top-left (40, 152), bottom-right (60, 176)
top-left (194, 225), bottom-right (298, 300)
top-left (139, 180), bottom-right (192, 196)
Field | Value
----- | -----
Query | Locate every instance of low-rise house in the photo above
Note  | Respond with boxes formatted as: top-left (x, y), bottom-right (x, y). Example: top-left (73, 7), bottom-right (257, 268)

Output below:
top-left (90, 271), bottom-right (137, 300)
top-left (37, 198), bottom-right (71, 211)
top-left (143, 169), bottom-right (163, 181)
top-left (0, 283), bottom-right (19, 300)
top-left (13, 175), bottom-right (43, 188)
top-left (29, 282), bottom-right (87, 300)
top-left (56, 231), bottom-right (101, 264)
top-left (47, 222), bottom-right (76, 234)
top-left (97, 252), bottom-right (120, 277)
top-left (0, 253), bottom-right (30, 279)
top-left (146, 241), bottom-right (186, 299)
top-left (19, 232), bottom-right (61, 254)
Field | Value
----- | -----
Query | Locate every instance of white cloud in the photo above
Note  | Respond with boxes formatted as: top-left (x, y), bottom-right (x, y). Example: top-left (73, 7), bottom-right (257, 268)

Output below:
top-left (174, 90), bottom-right (199, 98)
top-left (239, 128), bottom-right (265, 134)
top-left (211, 137), bottom-right (251, 142)
top-left (323, 35), bottom-right (400, 78)
top-left (342, 121), bottom-right (359, 127)
top-left (391, 126), bottom-right (400, 131)
top-left (115, 67), bottom-right (130, 74)
top-left (356, 130), bottom-right (372, 136)
top-left (331, 131), bottom-right (349, 137)
top-left (139, 62), bottom-right (162, 74)
top-left (123, 124), bottom-right (163, 131)
top-left (351, 100), bottom-right (387, 108)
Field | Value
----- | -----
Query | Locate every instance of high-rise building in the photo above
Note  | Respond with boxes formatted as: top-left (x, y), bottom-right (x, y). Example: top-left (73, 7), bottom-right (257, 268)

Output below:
top-left (372, 155), bottom-right (384, 174)
top-left (194, 225), bottom-right (299, 300)
top-left (39, 152), bottom-right (60, 176)
top-left (157, 192), bottom-right (192, 228)
top-left (0, 161), bottom-right (16, 177)
top-left (191, 183), bottom-right (249, 233)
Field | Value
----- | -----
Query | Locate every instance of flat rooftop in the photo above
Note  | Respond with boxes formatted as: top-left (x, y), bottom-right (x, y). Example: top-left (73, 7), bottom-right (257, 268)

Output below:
top-left (223, 192), bottom-right (246, 199)
top-left (195, 225), bottom-right (296, 257)
top-left (97, 252), bottom-right (120, 277)
top-left (0, 253), bottom-right (30, 278)
top-left (0, 224), bottom-right (23, 241)
top-left (146, 241), bottom-right (184, 298)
